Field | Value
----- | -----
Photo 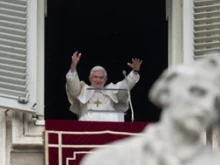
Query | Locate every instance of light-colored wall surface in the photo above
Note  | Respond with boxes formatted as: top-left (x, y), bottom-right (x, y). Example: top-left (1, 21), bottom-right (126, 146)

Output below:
top-left (0, 109), bottom-right (44, 165)
top-left (11, 152), bottom-right (44, 165)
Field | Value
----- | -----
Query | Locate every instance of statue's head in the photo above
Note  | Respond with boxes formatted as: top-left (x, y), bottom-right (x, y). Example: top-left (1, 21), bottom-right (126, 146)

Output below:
top-left (149, 51), bottom-right (220, 133)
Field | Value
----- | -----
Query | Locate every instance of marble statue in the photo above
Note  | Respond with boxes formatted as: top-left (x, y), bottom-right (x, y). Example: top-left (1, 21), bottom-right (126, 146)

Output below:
top-left (80, 51), bottom-right (220, 165)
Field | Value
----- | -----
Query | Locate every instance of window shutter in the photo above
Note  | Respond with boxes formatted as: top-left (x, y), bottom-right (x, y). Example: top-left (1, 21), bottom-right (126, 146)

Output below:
top-left (193, 0), bottom-right (220, 58)
top-left (0, 0), bottom-right (34, 112)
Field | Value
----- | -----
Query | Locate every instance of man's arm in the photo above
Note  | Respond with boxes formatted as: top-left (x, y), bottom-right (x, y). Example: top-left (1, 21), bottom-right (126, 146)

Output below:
top-left (66, 51), bottom-right (82, 97)
top-left (66, 70), bottom-right (81, 97)
top-left (116, 58), bottom-right (142, 99)
top-left (116, 70), bottom-right (140, 89)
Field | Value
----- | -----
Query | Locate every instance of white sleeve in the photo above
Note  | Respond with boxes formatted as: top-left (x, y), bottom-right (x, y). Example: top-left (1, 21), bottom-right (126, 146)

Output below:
top-left (66, 70), bottom-right (81, 97)
top-left (116, 70), bottom-right (140, 90)
top-left (126, 70), bottom-right (140, 85)
top-left (66, 70), bottom-right (77, 80)
top-left (114, 70), bottom-right (140, 103)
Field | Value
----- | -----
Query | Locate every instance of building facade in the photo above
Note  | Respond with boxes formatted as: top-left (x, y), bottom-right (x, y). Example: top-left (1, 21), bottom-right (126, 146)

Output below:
top-left (0, 0), bottom-right (220, 165)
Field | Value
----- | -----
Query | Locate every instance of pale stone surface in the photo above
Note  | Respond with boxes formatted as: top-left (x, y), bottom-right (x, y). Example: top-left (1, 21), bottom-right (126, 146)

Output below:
top-left (0, 110), bottom-right (6, 165)
top-left (80, 51), bottom-right (220, 165)
top-left (11, 152), bottom-right (44, 165)
top-left (0, 110), bottom-right (44, 165)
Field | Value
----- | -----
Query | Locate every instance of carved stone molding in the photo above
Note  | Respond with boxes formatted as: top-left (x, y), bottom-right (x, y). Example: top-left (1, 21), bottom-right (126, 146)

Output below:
top-left (12, 112), bottom-right (44, 146)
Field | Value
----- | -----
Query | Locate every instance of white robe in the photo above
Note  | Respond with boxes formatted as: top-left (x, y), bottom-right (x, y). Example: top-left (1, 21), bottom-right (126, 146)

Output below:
top-left (66, 70), bottom-right (140, 121)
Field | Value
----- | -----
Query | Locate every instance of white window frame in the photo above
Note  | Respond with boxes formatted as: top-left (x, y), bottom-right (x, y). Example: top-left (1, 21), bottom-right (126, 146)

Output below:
top-left (167, 0), bottom-right (183, 67)
top-left (27, 0), bottom-right (37, 113)
top-left (24, 0), bottom-right (45, 117)
top-left (182, 0), bottom-right (194, 64)
top-left (36, 0), bottom-right (45, 118)
top-left (167, 0), bottom-right (194, 67)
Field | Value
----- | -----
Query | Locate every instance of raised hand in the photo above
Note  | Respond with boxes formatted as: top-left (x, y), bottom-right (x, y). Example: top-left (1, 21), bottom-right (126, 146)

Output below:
top-left (71, 51), bottom-right (81, 71)
top-left (127, 58), bottom-right (143, 71)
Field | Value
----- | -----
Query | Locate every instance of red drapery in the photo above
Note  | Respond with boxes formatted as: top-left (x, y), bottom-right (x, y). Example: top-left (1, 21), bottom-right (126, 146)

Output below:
top-left (45, 120), bottom-right (148, 165)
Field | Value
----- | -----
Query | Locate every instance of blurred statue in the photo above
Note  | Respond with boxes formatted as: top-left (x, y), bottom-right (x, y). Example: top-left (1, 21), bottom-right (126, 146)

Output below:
top-left (80, 51), bottom-right (220, 165)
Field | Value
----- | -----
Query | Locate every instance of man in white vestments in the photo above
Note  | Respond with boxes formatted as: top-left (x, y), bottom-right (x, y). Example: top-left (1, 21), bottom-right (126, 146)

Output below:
top-left (66, 51), bottom-right (142, 121)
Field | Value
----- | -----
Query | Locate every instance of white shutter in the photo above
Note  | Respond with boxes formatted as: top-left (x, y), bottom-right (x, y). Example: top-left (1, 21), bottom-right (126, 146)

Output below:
top-left (0, 0), bottom-right (37, 113)
top-left (193, 0), bottom-right (220, 58)
top-left (0, 0), bottom-right (28, 100)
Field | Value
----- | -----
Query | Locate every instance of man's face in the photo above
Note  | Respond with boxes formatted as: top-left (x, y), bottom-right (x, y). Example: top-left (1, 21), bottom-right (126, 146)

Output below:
top-left (168, 77), bottom-right (220, 134)
top-left (89, 70), bottom-right (107, 88)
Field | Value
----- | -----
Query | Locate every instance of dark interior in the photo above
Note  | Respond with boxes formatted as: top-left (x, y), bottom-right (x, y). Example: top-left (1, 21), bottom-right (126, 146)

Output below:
top-left (45, 0), bottom-right (168, 122)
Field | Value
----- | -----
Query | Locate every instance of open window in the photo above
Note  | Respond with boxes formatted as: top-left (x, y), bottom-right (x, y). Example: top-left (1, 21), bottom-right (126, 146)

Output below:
top-left (45, 0), bottom-right (168, 122)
